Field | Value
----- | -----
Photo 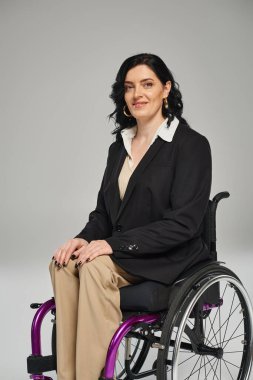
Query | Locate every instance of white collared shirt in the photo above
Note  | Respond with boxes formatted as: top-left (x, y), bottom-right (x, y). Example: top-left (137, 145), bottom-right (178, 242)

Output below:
top-left (120, 116), bottom-right (179, 168)
top-left (118, 117), bottom-right (179, 200)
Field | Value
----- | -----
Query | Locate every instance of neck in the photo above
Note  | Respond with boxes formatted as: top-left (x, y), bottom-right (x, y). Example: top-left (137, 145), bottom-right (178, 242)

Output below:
top-left (135, 114), bottom-right (166, 143)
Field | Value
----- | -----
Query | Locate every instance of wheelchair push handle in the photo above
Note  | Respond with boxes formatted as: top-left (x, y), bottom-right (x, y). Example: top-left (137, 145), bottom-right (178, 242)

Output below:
top-left (212, 191), bottom-right (230, 203)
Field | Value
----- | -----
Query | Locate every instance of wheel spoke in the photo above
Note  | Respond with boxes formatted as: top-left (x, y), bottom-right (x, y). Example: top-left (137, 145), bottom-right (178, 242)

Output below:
top-left (197, 356), bottom-right (203, 380)
top-left (204, 355), bottom-right (207, 379)
top-left (222, 358), bottom-right (240, 369)
top-left (183, 355), bottom-right (201, 379)
top-left (219, 302), bottom-right (221, 347)
top-left (222, 358), bottom-right (236, 380)
top-left (222, 319), bottom-right (243, 350)
top-left (207, 314), bottom-right (219, 347)
top-left (190, 356), bottom-right (216, 379)
top-left (204, 357), bottom-right (219, 380)
top-left (212, 359), bottom-right (220, 380)
top-left (178, 353), bottom-right (197, 366)
top-left (208, 303), bottom-right (240, 346)
top-left (204, 284), bottom-right (229, 345)
top-left (205, 357), bottom-right (217, 378)
top-left (222, 291), bottom-right (236, 346)
top-left (222, 333), bottom-right (244, 345)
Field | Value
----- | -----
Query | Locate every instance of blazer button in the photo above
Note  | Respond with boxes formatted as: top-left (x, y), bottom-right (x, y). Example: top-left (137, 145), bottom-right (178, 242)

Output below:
top-left (116, 224), bottom-right (122, 232)
top-left (128, 244), bottom-right (138, 251)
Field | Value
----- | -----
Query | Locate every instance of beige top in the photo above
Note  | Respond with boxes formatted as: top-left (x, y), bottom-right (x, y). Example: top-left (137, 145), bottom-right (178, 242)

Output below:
top-left (118, 156), bottom-right (134, 200)
top-left (118, 117), bottom-right (179, 200)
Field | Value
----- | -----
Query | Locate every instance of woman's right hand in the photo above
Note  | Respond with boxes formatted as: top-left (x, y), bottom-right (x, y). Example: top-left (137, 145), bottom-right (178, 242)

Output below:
top-left (52, 238), bottom-right (88, 267)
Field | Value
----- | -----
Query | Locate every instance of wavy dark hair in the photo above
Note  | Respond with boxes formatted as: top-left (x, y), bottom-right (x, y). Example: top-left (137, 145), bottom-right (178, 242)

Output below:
top-left (108, 53), bottom-right (186, 139)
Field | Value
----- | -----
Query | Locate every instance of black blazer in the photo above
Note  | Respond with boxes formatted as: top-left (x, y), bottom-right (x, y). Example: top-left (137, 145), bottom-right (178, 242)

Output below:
top-left (75, 120), bottom-right (212, 285)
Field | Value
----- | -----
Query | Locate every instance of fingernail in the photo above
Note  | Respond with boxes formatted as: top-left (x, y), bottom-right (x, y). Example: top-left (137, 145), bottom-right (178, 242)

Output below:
top-left (54, 261), bottom-right (58, 266)
top-left (52, 256), bottom-right (55, 260)
top-left (71, 254), bottom-right (76, 260)
top-left (63, 262), bottom-right (66, 267)
top-left (86, 258), bottom-right (90, 262)
top-left (57, 263), bottom-right (62, 268)
top-left (75, 261), bottom-right (81, 268)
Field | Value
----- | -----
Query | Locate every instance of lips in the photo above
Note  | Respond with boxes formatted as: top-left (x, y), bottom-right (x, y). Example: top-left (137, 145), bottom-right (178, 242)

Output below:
top-left (133, 102), bottom-right (148, 108)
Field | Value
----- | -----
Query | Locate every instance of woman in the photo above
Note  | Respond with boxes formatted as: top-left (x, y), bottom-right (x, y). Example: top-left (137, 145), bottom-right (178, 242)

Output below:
top-left (50, 53), bottom-right (212, 380)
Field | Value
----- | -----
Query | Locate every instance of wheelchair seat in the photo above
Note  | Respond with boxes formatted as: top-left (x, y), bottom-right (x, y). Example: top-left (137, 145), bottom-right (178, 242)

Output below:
top-left (120, 259), bottom-right (214, 312)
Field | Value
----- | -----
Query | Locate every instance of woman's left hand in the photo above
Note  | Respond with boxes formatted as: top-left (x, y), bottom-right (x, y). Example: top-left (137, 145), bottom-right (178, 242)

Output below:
top-left (76, 240), bottom-right (113, 266)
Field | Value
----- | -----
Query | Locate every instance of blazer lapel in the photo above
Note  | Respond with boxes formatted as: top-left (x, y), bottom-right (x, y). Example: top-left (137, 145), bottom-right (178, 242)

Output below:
top-left (106, 144), bottom-right (127, 223)
top-left (116, 137), bottom-right (165, 221)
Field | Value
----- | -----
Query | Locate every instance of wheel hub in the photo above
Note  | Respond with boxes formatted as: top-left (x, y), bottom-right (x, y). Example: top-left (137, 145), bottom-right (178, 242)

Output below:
top-left (197, 344), bottom-right (223, 359)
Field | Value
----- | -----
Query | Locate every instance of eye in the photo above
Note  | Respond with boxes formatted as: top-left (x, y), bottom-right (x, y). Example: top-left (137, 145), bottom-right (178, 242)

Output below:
top-left (124, 85), bottom-right (133, 92)
top-left (144, 82), bottom-right (153, 88)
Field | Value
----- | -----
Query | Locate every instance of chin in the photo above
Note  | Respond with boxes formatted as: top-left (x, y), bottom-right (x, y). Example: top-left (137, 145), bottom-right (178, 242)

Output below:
top-left (132, 110), bottom-right (150, 118)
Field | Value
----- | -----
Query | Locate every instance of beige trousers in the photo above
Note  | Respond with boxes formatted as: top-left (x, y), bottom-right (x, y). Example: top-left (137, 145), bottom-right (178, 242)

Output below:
top-left (49, 255), bottom-right (140, 380)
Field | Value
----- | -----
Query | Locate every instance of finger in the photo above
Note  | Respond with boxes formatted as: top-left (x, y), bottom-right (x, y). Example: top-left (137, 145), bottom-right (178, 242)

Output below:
top-left (52, 247), bottom-right (62, 262)
top-left (64, 241), bottom-right (78, 264)
top-left (84, 242), bottom-right (102, 255)
top-left (56, 248), bottom-right (68, 267)
top-left (80, 246), bottom-right (106, 264)
top-left (53, 240), bottom-right (79, 266)
top-left (76, 249), bottom-right (94, 266)
top-left (66, 238), bottom-right (82, 255)
top-left (69, 239), bottom-right (89, 260)
top-left (56, 243), bottom-right (73, 266)
top-left (73, 245), bottom-right (89, 263)
top-left (88, 252), bottom-right (102, 261)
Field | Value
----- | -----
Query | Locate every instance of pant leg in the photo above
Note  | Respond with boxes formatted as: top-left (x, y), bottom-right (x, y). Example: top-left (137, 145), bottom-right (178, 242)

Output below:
top-left (49, 259), bottom-right (79, 380)
top-left (76, 255), bottom-right (138, 380)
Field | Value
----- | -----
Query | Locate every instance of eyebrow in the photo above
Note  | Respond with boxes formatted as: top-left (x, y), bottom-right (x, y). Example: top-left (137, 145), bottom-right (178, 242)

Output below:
top-left (124, 78), bottom-right (154, 84)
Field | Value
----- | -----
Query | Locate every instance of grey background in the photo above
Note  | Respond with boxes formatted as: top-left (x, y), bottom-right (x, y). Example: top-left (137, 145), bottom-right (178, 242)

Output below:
top-left (0, 0), bottom-right (252, 378)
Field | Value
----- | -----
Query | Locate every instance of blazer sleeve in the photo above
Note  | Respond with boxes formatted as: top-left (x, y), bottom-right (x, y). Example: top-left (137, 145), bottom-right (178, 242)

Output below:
top-left (105, 133), bottom-right (212, 254)
top-left (74, 146), bottom-right (113, 242)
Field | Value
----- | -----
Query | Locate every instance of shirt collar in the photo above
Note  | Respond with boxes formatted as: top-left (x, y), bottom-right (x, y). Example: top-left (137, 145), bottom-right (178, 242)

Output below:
top-left (120, 116), bottom-right (179, 158)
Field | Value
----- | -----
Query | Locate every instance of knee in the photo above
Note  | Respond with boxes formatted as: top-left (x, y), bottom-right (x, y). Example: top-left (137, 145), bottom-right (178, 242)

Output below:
top-left (49, 259), bottom-right (56, 274)
top-left (79, 256), bottom-right (111, 282)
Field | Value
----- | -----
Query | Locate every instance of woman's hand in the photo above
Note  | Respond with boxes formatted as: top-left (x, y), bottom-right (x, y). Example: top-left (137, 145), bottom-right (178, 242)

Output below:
top-left (76, 240), bottom-right (113, 266)
top-left (52, 238), bottom-right (88, 267)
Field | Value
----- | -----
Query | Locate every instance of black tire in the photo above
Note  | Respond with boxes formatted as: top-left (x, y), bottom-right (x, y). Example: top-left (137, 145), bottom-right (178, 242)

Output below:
top-left (51, 322), bottom-right (56, 358)
top-left (157, 263), bottom-right (253, 380)
top-left (51, 321), bottom-right (57, 373)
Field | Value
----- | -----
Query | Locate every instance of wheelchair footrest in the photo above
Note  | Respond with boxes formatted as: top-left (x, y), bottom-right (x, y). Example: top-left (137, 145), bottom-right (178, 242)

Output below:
top-left (27, 354), bottom-right (56, 373)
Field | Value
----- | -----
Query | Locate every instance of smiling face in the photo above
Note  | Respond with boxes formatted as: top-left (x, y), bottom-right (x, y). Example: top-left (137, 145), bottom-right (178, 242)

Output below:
top-left (124, 64), bottom-right (171, 124)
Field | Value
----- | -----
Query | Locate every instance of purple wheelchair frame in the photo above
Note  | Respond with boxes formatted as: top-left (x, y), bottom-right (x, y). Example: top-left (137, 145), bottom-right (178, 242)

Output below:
top-left (28, 297), bottom-right (222, 380)
top-left (27, 193), bottom-right (229, 379)
top-left (28, 298), bottom-right (160, 380)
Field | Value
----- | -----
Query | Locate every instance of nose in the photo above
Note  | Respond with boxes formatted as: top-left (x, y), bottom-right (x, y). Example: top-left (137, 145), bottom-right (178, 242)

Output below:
top-left (133, 85), bottom-right (143, 99)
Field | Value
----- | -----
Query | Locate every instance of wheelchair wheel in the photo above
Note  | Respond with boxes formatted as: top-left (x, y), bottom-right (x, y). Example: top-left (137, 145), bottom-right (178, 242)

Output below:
top-left (114, 326), bottom-right (152, 379)
top-left (157, 264), bottom-right (253, 380)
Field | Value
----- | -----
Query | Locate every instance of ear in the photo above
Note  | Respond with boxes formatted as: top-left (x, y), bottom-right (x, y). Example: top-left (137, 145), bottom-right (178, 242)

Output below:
top-left (163, 81), bottom-right (171, 97)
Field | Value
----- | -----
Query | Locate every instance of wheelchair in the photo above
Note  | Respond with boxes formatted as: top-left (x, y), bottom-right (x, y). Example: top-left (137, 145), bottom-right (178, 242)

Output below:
top-left (27, 192), bottom-right (253, 380)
